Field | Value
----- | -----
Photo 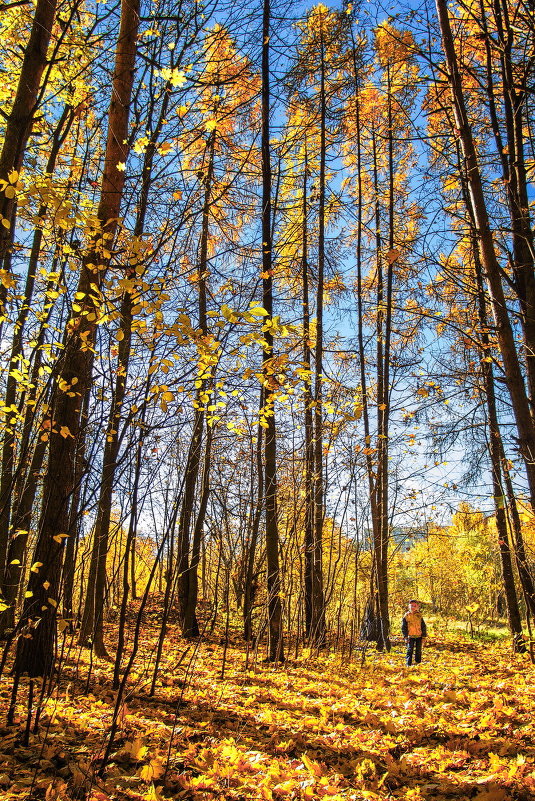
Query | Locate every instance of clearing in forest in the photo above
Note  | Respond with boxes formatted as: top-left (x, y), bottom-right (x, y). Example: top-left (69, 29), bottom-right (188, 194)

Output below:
top-left (1, 624), bottom-right (534, 801)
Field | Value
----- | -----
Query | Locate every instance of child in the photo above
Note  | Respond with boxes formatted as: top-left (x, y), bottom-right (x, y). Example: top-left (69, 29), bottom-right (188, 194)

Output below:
top-left (402, 599), bottom-right (427, 666)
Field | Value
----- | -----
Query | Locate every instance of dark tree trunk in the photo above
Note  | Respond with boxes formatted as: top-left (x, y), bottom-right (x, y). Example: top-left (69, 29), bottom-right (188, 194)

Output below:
top-left (0, 0), bottom-right (58, 281)
top-left (436, 0), bottom-right (535, 509)
top-left (311, 32), bottom-right (327, 647)
top-left (472, 235), bottom-right (524, 649)
top-left (183, 423), bottom-right (214, 638)
top-left (177, 131), bottom-right (215, 638)
top-left (261, 0), bottom-right (283, 662)
top-left (13, 0), bottom-right (140, 678)
top-left (301, 144), bottom-right (314, 641)
top-left (243, 393), bottom-right (264, 641)
top-left (0, 105), bottom-right (74, 585)
top-left (78, 289), bottom-right (133, 657)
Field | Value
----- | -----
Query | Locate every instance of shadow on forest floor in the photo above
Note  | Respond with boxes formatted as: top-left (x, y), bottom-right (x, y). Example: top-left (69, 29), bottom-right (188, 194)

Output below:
top-left (1, 619), bottom-right (534, 801)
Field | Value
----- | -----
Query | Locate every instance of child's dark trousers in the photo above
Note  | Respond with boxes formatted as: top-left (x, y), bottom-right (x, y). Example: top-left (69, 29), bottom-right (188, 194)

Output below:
top-left (406, 637), bottom-right (422, 666)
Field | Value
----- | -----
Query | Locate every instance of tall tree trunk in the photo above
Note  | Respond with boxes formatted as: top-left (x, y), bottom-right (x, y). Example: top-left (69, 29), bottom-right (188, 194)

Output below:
top-left (62, 390), bottom-right (90, 627)
top-left (183, 423), bottom-right (214, 638)
top-left (473, 235), bottom-right (524, 648)
top-left (78, 287), bottom-right (133, 657)
top-left (77, 82), bottom-right (171, 650)
top-left (377, 76), bottom-right (397, 651)
top-left (113, 400), bottom-right (146, 689)
top-left (13, 0), bottom-right (140, 679)
top-left (261, 0), bottom-right (283, 662)
top-left (243, 390), bottom-right (264, 641)
top-left (436, 0), bottom-right (535, 509)
top-left (176, 131), bottom-right (215, 638)
top-left (0, 262), bottom-right (63, 637)
top-left (311, 29), bottom-right (327, 647)
top-left (490, 0), bottom-right (535, 408)
top-left (0, 105), bottom-right (74, 584)
top-left (371, 127), bottom-right (390, 651)
top-left (349, 31), bottom-right (378, 574)
top-left (455, 106), bottom-right (535, 644)
top-left (500, 446), bottom-right (535, 620)
top-left (301, 144), bottom-right (315, 641)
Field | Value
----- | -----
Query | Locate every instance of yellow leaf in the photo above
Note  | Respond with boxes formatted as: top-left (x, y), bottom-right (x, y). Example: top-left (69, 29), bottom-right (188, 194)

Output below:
top-left (30, 562), bottom-right (43, 573)
top-left (302, 753), bottom-right (323, 777)
top-left (139, 758), bottom-right (165, 782)
top-left (249, 307), bottom-right (269, 316)
top-left (123, 739), bottom-right (148, 761)
top-left (159, 67), bottom-right (186, 87)
top-left (143, 783), bottom-right (164, 801)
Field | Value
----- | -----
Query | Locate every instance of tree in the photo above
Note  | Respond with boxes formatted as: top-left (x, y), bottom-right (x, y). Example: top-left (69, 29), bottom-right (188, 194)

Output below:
top-left (13, 0), bottom-right (140, 679)
top-left (261, 0), bottom-right (284, 662)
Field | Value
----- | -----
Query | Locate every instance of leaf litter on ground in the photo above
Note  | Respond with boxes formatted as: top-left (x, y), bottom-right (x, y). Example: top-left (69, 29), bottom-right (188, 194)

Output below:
top-left (1, 617), bottom-right (534, 801)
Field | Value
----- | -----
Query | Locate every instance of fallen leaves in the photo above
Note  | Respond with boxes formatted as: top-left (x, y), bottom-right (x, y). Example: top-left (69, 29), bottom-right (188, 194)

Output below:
top-left (1, 621), bottom-right (534, 801)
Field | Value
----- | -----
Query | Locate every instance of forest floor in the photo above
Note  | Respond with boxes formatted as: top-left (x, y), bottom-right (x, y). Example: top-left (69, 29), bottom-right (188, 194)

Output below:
top-left (1, 609), bottom-right (535, 801)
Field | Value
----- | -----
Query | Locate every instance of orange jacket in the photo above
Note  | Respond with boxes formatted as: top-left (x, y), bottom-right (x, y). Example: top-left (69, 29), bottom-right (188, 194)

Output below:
top-left (402, 611), bottom-right (427, 638)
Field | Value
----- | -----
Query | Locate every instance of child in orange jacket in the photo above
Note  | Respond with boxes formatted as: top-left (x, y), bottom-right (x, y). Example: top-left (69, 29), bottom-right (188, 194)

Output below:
top-left (402, 599), bottom-right (427, 666)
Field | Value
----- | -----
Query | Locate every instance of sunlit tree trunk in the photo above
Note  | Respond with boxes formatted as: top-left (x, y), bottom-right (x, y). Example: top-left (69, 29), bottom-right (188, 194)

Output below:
top-left (79, 82), bottom-right (171, 653)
